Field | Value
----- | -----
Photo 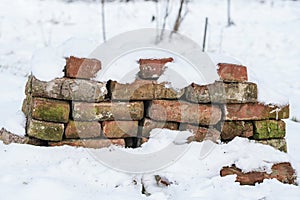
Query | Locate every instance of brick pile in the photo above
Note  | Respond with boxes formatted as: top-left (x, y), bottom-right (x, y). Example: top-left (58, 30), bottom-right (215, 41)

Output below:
top-left (21, 56), bottom-right (290, 151)
top-left (18, 56), bottom-right (296, 185)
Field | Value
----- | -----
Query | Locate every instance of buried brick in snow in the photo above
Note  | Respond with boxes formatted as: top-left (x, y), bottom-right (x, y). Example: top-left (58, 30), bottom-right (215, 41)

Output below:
top-left (65, 121), bottom-right (101, 139)
top-left (221, 121), bottom-right (253, 140)
top-left (179, 124), bottom-right (220, 143)
top-left (102, 121), bottom-right (139, 138)
top-left (48, 139), bottom-right (125, 149)
top-left (141, 118), bottom-right (178, 138)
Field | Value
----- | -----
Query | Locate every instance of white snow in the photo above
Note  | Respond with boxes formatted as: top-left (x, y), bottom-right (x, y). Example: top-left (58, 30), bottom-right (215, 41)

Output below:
top-left (0, 0), bottom-right (300, 199)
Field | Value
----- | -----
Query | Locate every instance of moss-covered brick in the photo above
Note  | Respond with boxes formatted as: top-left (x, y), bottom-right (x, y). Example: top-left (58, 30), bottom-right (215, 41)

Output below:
top-left (31, 97), bottom-right (70, 123)
top-left (27, 119), bottom-right (64, 141)
top-left (255, 139), bottom-right (287, 152)
top-left (102, 121), bottom-right (138, 138)
top-left (253, 120), bottom-right (286, 139)
top-left (72, 101), bottom-right (144, 121)
top-left (65, 121), bottom-right (101, 139)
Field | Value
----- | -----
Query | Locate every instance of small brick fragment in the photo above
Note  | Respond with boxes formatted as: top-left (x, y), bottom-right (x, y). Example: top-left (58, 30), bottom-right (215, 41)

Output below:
top-left (141, 118), bottom-right (178, 137)
top-left (221, 121), bottom-right (253, 140)
top-left (253, 120), bottom-right (286, 139)
top-left (65, 121), bottom-right (101, 139)
top-left (180, 124), bottom-right (220, 142)
top-left (217, 63), bottom-right (248, 82)
top-left (102, 121), bottom-right (139, 138)
top-left (48, 139), bottom-right (125, 148)
top-left (31, 97), bottom-right (70, 123)
top-left (27, 119), bottom-right (64, 141)
top-left (225, 103), bottom-right (289, 120)
top-left (148, 100), bottom-right (222, 125)
top-left (138, 57), bottom-right (173, 79)
top-left (65, 56), bottom-right (101, 79)
top-left (220, 162), bottom-right (296, 185)
top-left (72, 101), bottom-right (144, 121)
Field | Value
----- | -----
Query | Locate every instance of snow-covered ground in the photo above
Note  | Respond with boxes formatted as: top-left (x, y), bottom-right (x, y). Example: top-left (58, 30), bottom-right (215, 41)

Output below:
top-left (0, 0), bottom-right (300, 199)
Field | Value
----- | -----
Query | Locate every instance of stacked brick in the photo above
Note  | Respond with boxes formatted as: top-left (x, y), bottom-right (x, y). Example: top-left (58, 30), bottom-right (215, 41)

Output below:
top-left (21, 56), bottom-right (289, 152)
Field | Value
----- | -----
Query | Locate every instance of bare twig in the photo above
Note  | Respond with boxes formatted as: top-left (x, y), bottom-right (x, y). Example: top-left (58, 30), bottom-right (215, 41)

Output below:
top-left (172, 0), bottom-right (185, 33)
top-left (160, 0), bottom-right (170, 41)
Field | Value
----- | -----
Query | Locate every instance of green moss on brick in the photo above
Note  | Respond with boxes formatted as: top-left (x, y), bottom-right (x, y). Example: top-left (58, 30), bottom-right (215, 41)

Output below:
top-left (32, 98), bottom-right (70, 123)
top-left (253, 120), bottom-right (286, 139)
top-left (27, 119), bottom-right (64, 141)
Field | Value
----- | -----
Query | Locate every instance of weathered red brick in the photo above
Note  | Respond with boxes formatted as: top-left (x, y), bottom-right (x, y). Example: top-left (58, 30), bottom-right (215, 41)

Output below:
top-left (185, 82), bottom-right (257, 103)
top-left (153, 82), bottom-right (184, 99)
top-left (72, 101), bottom-right (144, 121)
top-left (148, 100), bottom-right (222, 125)
top-left (65, 56), bottom-right (101, 79)
top-left (110, 80), bottom-right (154, 100)
top-left (180, 124), bottom-right (220, 142)
top-left (110, 80), bottom-right (183, 100)
top-left (270, 162), bottom-right (296, 184)
top-left (65, 121), bottom-right (101, 139)
top-left (30, 76), bottom-right (107, 102)
top-left (138, 57), bottom-right (173, 79)
top-left (141, 118), bottom-right (178, 137)
top-left (102, 121), bottom-right (139, 138)
top-left (31, 97), bottom-right (70, 123)
top-left (61, 78), bottom-right (107, 102)
top-left (225, 103), bottom-right (289, 120)
top-left (220, 162), bottom-right (296, 185)
top-left (48, 139), bottom-right (125, 148)
top-left (217, 63), bottom-right (248, 82)
top-left (221, 121), bottom-right (253, 140)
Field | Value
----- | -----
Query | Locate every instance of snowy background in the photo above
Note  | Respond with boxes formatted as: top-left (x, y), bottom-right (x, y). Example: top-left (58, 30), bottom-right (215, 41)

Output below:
top-left (0, 0), bottom-right (300, 199)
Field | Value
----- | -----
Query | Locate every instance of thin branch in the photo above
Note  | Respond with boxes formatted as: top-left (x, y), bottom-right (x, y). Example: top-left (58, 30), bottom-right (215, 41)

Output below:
top-left (160, 0), bottom-right (170, 41)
